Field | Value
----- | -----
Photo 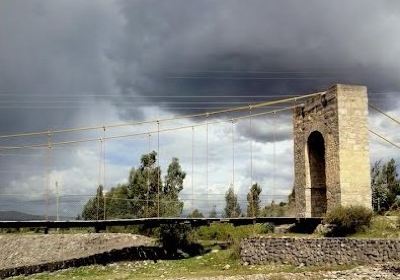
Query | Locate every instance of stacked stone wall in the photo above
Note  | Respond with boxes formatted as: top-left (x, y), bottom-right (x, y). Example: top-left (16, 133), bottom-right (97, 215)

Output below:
top-left (241, 237), bottom-right (400, 266)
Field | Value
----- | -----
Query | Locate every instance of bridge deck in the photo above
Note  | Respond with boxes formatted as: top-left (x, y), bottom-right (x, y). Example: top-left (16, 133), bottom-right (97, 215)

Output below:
top-left (0, 217), bottom-right (322, 232)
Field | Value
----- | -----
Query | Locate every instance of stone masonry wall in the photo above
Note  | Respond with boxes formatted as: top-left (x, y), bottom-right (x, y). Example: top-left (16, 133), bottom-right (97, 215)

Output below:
top-left (293, 84), bottom-right (372, 217)
top-left (293, 87), bottom-right (341, 217)
top-left (241, 237), bottom-right (400, 266)
top-left (336, 85), bottom-right (372, 208)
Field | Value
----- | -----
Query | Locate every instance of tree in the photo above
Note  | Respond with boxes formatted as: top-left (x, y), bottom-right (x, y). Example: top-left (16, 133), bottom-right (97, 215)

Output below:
top-left (104, 184), bottom-right (130, 219)
top-left (164, 157), bottom-right (186, 196)
top-left (159, 223), bottom-right (192, 256)
top-left (371, 159), bottom-right (400, 213)
top-left (81, 152), bottom-right (187, 220)
top-left (385, 159), bottom-right (400, 206)
top-left (127, 151), bottom-right (161, 218)
top-left (209, 205), bottom-right (217, 218)
top-left (82, 185), bottom-right (104, 220)
top-left (188, 209), bottom-right (204, 218)
top-left (261, 200), bottom-right (287, 217)
top-left (224, 186), bottom-right (241, 218)
top-left (246, 183), bottom-right (262, 217)
top-left (126, 152), bottom-right (186, 218)
top-left (162, 157), bottom-right (186, 216)
top-left (371, 161), bottom-right (389, 212)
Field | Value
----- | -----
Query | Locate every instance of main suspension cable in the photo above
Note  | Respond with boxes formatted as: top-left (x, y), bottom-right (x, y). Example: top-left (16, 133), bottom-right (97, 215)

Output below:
top-left (369, 104), bottom-right (400, 127)
top-left (0, 105), bottom-right (299, 151)
top-left (369, 129), bottom-right (400, 150)
top-left (0, 92), bottom-right (322, 140)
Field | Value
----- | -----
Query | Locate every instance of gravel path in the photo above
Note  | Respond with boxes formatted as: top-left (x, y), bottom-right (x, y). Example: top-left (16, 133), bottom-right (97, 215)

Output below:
top-left (165, 264), bottom-right (400, 280)
top-left (0, 233), bottom-right (154, 270)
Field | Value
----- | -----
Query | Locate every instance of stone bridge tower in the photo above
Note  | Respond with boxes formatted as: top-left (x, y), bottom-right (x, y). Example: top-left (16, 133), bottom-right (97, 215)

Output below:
top-left (293, 84), bottom-right (372, 217)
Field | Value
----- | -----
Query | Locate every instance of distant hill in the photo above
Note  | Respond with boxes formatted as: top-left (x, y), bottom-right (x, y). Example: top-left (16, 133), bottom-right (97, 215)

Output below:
top-left (0, 211), bottom-right (72, 221)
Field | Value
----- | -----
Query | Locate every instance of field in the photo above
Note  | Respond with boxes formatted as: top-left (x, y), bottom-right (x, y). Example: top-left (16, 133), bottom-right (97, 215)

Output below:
top-left (3, 218), bottom-right (400, 280)
top-left (12, 247), bottom-right (357, 280)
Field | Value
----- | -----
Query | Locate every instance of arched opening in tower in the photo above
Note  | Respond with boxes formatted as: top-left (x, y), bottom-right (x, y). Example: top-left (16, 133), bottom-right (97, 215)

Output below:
top-left (307, 131), bottom-right (327, 217)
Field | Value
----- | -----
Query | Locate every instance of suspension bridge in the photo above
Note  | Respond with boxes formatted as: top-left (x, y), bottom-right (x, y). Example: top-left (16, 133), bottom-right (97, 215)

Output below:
top-left (0, 84), bottom-right (398, 231)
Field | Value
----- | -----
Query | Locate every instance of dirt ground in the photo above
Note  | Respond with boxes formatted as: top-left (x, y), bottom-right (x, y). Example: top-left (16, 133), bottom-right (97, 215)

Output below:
top-left (0, 233), bottom-right (154, 270)
top-left (3, 234), bottom-right (400, 280)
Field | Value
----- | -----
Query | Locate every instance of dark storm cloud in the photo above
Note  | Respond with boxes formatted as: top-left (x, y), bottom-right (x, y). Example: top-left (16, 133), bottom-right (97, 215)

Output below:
top-left (1, 0), bottom-right (399, 135)
top-left (0, 0), bottom-right (399, 214)
top-left (112, 0), bottom-right (400, 118)
top-left (0, 0), bottom-right (124, 200)
top-left (0, 0), bottom-right (122, 136)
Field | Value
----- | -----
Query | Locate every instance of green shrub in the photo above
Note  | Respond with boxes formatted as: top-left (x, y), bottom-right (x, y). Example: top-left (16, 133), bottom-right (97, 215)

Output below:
top-left (158, 224), bottom-right (194, 256)
top-left (106, 225), bottom-right (141, 234)
top-left (191, 223), bottom-right (273, 259)
top-left (192, 223), bottom-right (273, 242)
top-left (353, 215), bottom-right (399, 238)
top-left (324, 205), bottom-right (373, 237)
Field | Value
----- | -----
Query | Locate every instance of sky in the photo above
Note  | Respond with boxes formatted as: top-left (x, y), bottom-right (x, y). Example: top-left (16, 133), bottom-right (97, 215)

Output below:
top-left (0, 0), bottom-right (399, 218)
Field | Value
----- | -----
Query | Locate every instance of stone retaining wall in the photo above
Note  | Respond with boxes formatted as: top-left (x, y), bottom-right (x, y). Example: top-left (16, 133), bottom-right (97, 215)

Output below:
top-left (240, 237), bottom-right (400, 266)
top-left (0, 246), bottom-right (168, 279)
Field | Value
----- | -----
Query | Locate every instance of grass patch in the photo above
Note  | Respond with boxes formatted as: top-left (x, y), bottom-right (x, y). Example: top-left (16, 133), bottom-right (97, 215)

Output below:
top-left (191, 223), bottom-right (274, 259)
top-left (7, 223), bottom-right (361, 279)
top-left (191, 223), bottom-right (273, 242)
top-left (351, 215), bottom-right (400, 238)
top-left (324, 205), bottom-right (373, 237)
top-left (12, 246), bottom-right (356, 280)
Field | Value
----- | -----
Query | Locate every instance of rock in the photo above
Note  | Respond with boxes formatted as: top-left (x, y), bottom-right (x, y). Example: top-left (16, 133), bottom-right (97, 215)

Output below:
top-left (274, 224), bottom-right (295, 234)
top-left (0, 233), bottom-right (154, 270)
top-left (313, 223), bottom-right (336, 236)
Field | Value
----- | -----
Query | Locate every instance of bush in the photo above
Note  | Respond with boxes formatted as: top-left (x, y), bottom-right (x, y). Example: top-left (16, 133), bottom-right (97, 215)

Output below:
top-left (158, 224), bottom-right (195, 256)
top-left (191, 223), bottom-right (274, 259)
top-left (106, 225), bottom-right (142, 234)
top-left (324, 205), bottom-right (373, 237)
top-left (192, 223), bottom-right (273, 242)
